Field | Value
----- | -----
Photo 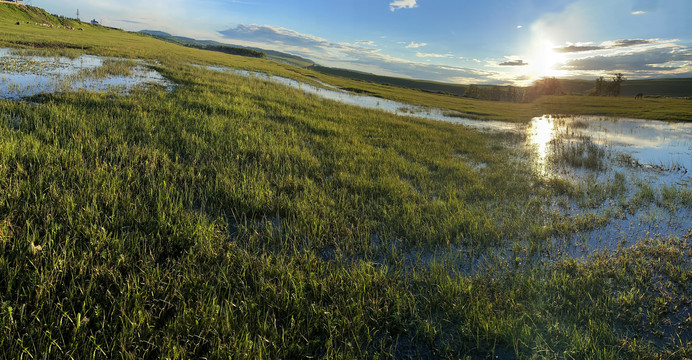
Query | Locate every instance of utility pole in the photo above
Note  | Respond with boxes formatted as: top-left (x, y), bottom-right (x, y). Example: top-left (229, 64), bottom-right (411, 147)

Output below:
top-left (76, 9), bottom-right (80, 21)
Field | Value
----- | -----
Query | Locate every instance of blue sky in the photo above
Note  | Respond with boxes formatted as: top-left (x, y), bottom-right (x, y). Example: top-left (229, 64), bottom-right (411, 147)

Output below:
top-left (32, 0), bottom-right (692, 85)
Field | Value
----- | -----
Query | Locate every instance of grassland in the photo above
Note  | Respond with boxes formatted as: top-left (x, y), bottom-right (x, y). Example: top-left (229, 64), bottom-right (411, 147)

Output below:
top-left (1, 4), bottom-right (691, 359)
top-left (2, 4), bottom-right (691, 123)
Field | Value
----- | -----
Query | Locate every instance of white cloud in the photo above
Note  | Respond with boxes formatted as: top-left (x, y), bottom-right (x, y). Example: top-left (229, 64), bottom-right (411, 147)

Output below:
top-left (355, 40), bottom-right (376, 46)
top-left (550, 38), bottom-right (692, 79)
top-left (219, 24), bottom-right (330, 48)
top-left (415, 52), bottom-right (452, 58)
top-left (405, 42), bottom-right (427, 49)
top-left (554, 39), bottom-right (661, 53)
top-left (499, 59), bottom-right (528, 66)
top-left (516, 25), bottom-right (523, 29)
top-left (218, 24), bottom-right (501, 84)
top-left (632, 0), bottom-right (658, 14)
top-left (389, 0), bottom-right (417, 12)
top-left (561, 45), bottom-right (692, 72)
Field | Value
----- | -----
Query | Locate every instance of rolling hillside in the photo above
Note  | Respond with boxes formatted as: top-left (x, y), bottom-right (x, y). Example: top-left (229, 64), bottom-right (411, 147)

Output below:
top-left (559, 78), bottom-right (692, 97)
top-left (0, 3), bottom-right (80, 27)
top-left (620, 78), bottom-right (692, 97)
top-left (308, 64), bottom-right (469, 96)
top-left (139, 30), bottom-right (315, 67)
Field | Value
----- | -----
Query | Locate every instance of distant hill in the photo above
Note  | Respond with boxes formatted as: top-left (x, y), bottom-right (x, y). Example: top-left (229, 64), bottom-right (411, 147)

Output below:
top-left (557, 78), bottom-right (692, 97)
top-left (139, 30), bottom-right (315, 67)
top-left (620, 78), bottom-right (692, 98)
top-left (137, 30), bottom-right (691, 99)
top-left (308, 64), bottom-right (468, 97)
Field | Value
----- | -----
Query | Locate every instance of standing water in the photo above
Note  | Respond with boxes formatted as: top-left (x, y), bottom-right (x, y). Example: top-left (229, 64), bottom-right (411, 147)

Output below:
top-left (1, 48), bottom-right (171, 99)
top-left (202, 64), bottom-right (692, 260)
top-left (204, 64), bottom-right (692, 181)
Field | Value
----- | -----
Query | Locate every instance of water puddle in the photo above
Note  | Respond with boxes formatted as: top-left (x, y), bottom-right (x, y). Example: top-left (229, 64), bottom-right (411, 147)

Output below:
top-left (201, 64), bottom-right (518, 132)
top-left (525, 116), bottom-right (691, 261)
top-left (4, 58), bottom-right (680, 267)
top-left (200, 65), bottom-right (691, 262)
top-left (202, 65), bottom-right (691, 181)
top-left (1, 48), bottom-right (171, 99)
top-left (528, 115), bottom-right (692, 183)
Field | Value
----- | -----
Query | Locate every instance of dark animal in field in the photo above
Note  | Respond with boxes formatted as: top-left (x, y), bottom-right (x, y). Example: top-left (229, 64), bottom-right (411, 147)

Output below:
top-left (635, 93), bottom-right (643, 99)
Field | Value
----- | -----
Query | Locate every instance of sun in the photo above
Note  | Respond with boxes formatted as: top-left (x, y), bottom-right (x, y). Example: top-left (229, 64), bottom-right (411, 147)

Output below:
top-left (528, 40), bottom-right (567, 79)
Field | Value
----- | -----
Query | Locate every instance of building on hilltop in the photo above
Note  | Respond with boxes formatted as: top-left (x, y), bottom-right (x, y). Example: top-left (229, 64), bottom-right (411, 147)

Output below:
top-left (91, 19), bottom-right (99, 25)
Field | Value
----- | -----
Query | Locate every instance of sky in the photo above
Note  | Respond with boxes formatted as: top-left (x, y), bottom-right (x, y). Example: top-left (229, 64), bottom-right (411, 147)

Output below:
top-left (31, 0), bottom-right (692, 85)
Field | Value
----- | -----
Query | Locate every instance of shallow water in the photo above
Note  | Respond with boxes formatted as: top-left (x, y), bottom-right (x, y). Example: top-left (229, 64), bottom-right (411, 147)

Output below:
top-left (203, 65), bottom-right (518, 132)
top-left (199, 66), bottom-right (691, 264)
top-left (6, 58), bottom-right (688, 264)
top-left (528, 115), bottom-right (692, 182)
top-left (204, 65), bottom-right (692, 182)
top-left (527, 116), bottom-right (691, 260)
top-left (1, 48), bottom-right (171, 99)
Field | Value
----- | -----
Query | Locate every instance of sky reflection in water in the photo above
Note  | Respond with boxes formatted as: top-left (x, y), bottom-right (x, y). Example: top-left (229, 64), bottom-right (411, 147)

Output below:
top-left (0, 48), bottom-right (170, 99)
top-left (527, 115), bottom-right (692, 182)
top-left (206, 65), bottom-right (691, 181)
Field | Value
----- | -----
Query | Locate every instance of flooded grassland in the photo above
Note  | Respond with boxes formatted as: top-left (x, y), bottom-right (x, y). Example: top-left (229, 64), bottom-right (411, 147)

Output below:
top-left (0, 52), bottom-right (690, 359)
top-left (206, 64), bottom-right (691, 259)
top-left (1, 48), bottom-right (171, 99)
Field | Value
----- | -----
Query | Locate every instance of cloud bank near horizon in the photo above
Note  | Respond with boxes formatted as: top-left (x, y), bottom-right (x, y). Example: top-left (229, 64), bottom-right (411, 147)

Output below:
top-left (32, 0), bottom-right (691, 85)
top-left (556, 39), bottom-right (692, 77)
top-left (218, 23), bottom-right (692, 84)
top-left (554, 39), bottom-right (658, 53)
top-left (218, 24), bottom-right (501, 84)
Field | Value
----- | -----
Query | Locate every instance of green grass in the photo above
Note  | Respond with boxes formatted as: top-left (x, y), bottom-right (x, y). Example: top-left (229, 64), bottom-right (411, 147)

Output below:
top-left (0, 3), bottom-right (691, 358)
top-left (2, 5), bottom-right (691, 123)
top-left (533, 95), bottom-right (692, 122)
top-left (621, 78), bottom-right (692, 98)
top-left (75, 58), bottom-right (139, 79)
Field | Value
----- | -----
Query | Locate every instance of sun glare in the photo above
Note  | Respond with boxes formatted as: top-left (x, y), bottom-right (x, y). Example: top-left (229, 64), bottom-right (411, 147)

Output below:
top-left (529, 41), bottom-right (567, 79)
top-left (528, 115), bottom-right (556, 173)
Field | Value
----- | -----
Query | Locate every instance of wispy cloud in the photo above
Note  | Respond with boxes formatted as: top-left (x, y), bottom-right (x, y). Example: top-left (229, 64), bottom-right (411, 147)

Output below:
top-left (389, 0), bottom-right (417, 12)
top-left (218, 24), bottom-right (501, 84)
top-left (554, 39), bottom-right (659, 53)
top-left (219, 24), bottom-right (330, 48)
top-left (118, 19), bottom-right (146, 25)
top-left (605, 39), bottom-right (657, 48)
top-left (552, 39), bottom-right (692, 80)
top-left (554, 43), bottom-right (602, 53)
top-left (562, 46), bottom-right (692, 72)
top-left (405, 42), bottom-right (427, 49)
top-left (499, 59), bottom-right (528, 66)
top-left (355, 40), bottom-right (375, 46)
top-left (632, 0), bottom-right (658, 14)
top-left (415, 52), bottom-right (452, 58)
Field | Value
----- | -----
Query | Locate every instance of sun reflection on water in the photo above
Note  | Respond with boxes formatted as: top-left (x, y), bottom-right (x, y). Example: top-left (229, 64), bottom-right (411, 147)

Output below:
top-left (528, 115), bottom-right (556, 174)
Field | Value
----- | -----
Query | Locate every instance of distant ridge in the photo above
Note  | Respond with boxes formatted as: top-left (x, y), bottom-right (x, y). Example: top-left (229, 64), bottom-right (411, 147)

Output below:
top-left (139, 30), bottom-right (315, 67)
top-left (137, 30), bottom-right (692, 98)
top-left (308, 64), bottom-right (469, 97)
